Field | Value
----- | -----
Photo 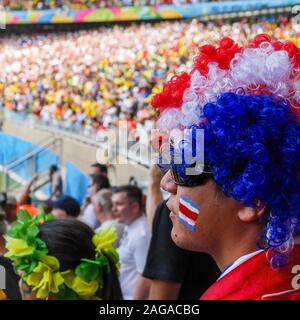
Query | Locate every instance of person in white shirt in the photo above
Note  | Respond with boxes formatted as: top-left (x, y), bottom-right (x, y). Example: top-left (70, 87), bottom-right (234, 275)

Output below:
top-left (79, 173), bottom-right (110, 229)
top-left (92, 189), bottom-right (125, 248)
top-left (112, 185), bottom-right (151, 300)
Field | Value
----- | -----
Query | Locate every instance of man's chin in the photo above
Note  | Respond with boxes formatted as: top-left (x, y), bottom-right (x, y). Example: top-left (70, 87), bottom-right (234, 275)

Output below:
top-left (171, 227), bottom-right (189, 250)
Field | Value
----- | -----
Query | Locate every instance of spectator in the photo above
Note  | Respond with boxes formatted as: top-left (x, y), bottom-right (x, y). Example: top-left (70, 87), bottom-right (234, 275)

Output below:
top-left (5, 214), bottom-right (122, 300)
top-left (92, 189), bottom-right (125, 248)
top-left (112, 185), bottom-right (151, 300)
top-left (0, 208), bottom-right (7, 255)
top-left (47, 195), bottom-right (81, 219)
top-left (0, 176), bottom-right (40, 226)
top-left (143, 200), bottom-right (220, 299)
top-left (0, 192), bottom-right (17, 224)
top-left (80, 174), bottom-right (111, 228)
top-left (143, 165), bottom-right (220, 299)
top-left (88, 163), bottom-right (108, 178)
top-left (0, 207), bottom-right (22, 301)
top-left (0, 256), bottom-right (22, 300)
top-left (17, 174), bottom-right (40, 217)
top-left (157, 34), bottom-right (300, 300)
top-left (49, 164), bottom-right (63, 200)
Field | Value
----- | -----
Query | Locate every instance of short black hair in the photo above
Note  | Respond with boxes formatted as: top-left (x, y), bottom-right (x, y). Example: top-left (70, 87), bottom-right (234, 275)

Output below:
top-left (38, 219), bottom-right (122, 300)
top-left (113, 185), bottom-right (143, 208)
top-left (49, 164), bottom-right (59, 173)
top-left (91, 175), bottom-right (111, 191)
top-left (90, 163), bottom-right (108, 175)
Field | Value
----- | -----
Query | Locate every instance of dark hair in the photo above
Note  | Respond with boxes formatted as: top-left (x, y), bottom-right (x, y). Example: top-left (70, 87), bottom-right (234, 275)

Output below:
top-left (0, 192), bottom-right (7, 206)
top-left (113, 185), bottom-right (143, 208)
top-left (91, 163), bottom-right (108, 175)
top-left (49, 165), bottom-right (59, 174)
top-left (25, 196), bottom-right (32, 205)
top-left (91, 174), bottom-right (111, 191)
top-left (38, 219), bottom-right (122, 300)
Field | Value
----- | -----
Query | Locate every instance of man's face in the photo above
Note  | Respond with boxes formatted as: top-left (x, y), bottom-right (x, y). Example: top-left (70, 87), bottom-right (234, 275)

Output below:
top-left (160, 170), bottom-right (241, 253)
top-left (88, 166), bottom-right (106, 178)
top-left (88, 183), bottom-right (99, 197)
top-left (92, 199), bottom-right (102, 216)
top-left (112, 192), bottom-right (136, 225)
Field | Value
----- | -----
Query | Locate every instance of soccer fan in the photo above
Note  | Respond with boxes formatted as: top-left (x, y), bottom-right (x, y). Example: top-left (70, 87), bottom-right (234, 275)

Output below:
top-left (112, 185), bottom-right (151, 300)
top-left (4, 211), bottom-right (122, 300)
top-left (154, 34), bottom-right (300, 300)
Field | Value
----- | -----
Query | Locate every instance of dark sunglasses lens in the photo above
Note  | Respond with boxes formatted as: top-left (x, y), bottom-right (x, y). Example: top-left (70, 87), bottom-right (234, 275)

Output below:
top-left (170, 166), bottom-right (213, 187)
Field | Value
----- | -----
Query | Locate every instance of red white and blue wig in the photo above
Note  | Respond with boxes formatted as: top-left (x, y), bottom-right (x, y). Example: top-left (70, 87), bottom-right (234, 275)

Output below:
top-left (152, 34), bottom-right (300, 269)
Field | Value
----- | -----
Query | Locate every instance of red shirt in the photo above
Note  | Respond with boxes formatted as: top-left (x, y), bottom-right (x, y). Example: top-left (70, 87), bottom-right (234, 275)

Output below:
top-left (200, 244), bottom-right (300, 300)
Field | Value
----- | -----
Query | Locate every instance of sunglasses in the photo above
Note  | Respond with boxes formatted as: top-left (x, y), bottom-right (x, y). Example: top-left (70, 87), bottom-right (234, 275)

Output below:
top-left (169, 162), bottom-right (214, 187)
top-left (157, 140), bottom-right (213, 187)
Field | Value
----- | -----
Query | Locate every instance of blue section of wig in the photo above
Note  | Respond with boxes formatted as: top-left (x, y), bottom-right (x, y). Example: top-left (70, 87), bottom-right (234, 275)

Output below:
top-left (168, 126), bottom-right (203, 183)
top-left (199, 92), bottom-right (300, 268)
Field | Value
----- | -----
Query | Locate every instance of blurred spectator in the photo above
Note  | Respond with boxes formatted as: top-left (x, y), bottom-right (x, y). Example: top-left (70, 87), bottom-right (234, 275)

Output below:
top-left (0, 207), bottom-right (22, 300)
top-left (16, 219), bottom-right (123, 300)
top-left (79, 174), bottom-right (111, 228)
top-left (0, 208), bottom-right (7, 255)
top-left (0, 175), bottom-right (41, 227)
top-left (47, 195), bottom-right (81, 219)
top-left (112, 185), bottom-right (151, 300)
top-left (18, 174), bottom-right (39, 206)
top-left (49, 164), bottom-right (63, 200)
top-left (88, 163), bottom-right (108, 178)
top-left (0, 192), bottom-right (17, 224)
top-left (92, 189), bottom-right (125, 248)
top-left (17, 174), bottom-right (40, 217)
top-left (0, 256), bottom-right (22, 300)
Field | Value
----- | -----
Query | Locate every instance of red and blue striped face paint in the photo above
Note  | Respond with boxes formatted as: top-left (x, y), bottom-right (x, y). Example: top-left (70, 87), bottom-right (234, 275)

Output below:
top-left (178, 195), bottom-right (200, 232)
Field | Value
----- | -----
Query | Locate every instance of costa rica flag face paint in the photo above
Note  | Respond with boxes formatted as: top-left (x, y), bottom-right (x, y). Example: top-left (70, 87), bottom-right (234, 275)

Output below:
top-left (179, 195), bottom-right (200, 232)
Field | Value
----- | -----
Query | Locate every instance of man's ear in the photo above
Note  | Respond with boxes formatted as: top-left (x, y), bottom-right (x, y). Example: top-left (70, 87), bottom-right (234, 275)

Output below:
top-left (131, 201), bottom-right (141, 215)
top-left (237, 202), bottom-right (265, 223)
top-left (62, 211), bottom-right (69, 219)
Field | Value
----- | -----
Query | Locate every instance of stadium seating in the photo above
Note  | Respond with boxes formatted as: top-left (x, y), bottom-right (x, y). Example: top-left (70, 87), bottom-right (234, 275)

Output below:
top-left (0, 18), bottom-right (299, 136)
top-left (3, 0), bottom-right (216, 11)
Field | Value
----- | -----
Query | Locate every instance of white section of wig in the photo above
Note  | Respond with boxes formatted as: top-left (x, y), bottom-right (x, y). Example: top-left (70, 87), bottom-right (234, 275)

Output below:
top-left (156, 108), bottom-right (182, 130)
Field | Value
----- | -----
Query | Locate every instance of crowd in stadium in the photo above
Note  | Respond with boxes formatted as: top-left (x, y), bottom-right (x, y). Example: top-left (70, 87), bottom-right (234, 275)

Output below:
top-left (3, 0), bottom-right (219, 11)
top-left (0, 17), bottom-right (299, 136)
top-left (0, 159), bottom-right (221, 301)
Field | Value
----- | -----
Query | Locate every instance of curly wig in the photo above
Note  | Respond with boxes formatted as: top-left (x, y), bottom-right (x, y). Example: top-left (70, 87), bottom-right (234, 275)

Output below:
top-left (202, 92), bottom-right (300, 268)
top-left (153, 34), bottom-right (300, 268)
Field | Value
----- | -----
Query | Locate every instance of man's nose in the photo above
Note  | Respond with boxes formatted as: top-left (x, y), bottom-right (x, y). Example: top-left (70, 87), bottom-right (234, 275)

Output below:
top-left (160, 170), bottom-right (177, 195)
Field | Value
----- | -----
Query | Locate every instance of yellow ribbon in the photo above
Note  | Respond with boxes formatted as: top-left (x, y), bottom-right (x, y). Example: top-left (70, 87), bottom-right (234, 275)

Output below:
top-left (4, 238), bottom-right (34, 258)
top-left (25, 255), bottom-right (64, 299)
top-left (0, 289), bottom-right (7, 300)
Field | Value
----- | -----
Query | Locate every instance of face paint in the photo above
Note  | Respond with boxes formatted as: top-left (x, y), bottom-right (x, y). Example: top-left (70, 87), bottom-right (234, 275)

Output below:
top-left (178, 195), bottom-right (200, 232)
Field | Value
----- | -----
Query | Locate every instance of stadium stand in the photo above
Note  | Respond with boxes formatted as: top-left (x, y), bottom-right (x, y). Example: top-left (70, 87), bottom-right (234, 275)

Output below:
top-left (3, 0), bottom-right (227, 11)
top-left (1, 17), bottom-right (299, 137)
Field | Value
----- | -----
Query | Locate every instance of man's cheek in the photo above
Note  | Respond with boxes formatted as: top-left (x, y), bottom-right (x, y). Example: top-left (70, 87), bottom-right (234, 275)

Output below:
top-left (178, 195), bottom-right (200, 233)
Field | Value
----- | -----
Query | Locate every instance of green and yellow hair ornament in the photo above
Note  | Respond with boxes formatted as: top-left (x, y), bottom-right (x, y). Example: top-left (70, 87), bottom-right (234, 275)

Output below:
top-left (4, 210), bottom-right (120, 300)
